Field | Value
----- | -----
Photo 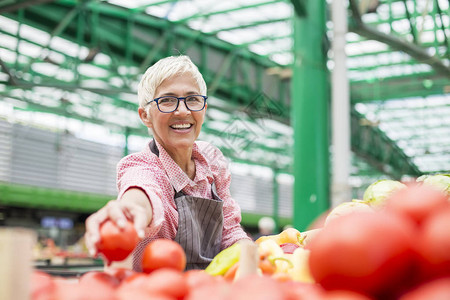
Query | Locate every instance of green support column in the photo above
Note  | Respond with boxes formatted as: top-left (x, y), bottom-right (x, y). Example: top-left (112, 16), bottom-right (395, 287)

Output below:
top-left (291, 0), bottom-right (330, 230)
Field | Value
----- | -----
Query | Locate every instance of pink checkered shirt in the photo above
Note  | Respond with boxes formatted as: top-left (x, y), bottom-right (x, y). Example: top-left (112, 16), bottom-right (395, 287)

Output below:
top-left (116, 139), bottom-right (250, 258)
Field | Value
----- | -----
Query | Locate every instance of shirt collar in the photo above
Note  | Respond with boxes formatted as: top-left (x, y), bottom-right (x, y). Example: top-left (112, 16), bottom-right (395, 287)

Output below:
top-left (153, 140), bottom-right (213, 192)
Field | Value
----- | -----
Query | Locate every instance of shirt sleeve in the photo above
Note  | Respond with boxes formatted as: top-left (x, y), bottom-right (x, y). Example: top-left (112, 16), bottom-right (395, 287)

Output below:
top-left (206, 145), bottom-right (252, 249)
top-left (116, 152), bottom-right (169, 237)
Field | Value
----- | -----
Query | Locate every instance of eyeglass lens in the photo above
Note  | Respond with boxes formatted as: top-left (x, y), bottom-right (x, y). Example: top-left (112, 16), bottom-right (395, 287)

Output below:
top-left (157, 96), bottom-right (205, 112)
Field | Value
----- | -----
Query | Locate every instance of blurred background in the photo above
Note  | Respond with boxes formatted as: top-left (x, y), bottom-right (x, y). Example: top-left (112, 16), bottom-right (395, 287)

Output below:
top-left (0, 0), bottom-right (448, 262)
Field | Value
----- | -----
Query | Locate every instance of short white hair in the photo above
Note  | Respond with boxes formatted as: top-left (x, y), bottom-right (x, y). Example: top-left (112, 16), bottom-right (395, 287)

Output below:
top-left (137, 55), bottom-right (207, 110)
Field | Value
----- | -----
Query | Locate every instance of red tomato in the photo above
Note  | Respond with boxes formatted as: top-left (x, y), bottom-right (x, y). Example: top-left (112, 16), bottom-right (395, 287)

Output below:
top-left (117, 272), bottom-right (149, 292)
top-left (105, 267), bottom-right (137, 282)
top-left (78, 271), bottom-right (120, 287)
top-left (116, 287), bottom-right (175, 300)
top-left (417, 206), bottom-right (450, 280)
top-left (77, 271), bottom-right (119, 300)
top-left (52, 278), bottom-right (82, 300)
top-left (142, 268), bottom-right (188, 299)
top-left (385, 184), bottom-right (449, 226)
top-left (399, 277), bottom-right (450, 300)
top-left (230, 274), bottom-right (286, 300)
top-left (184, 279), bottom-right (230, 300)
top-left (31, 270), bottom-right (55, 300)
top-left (141, 239), bottom-right (186, 273)
top-left (322, 290), bottom-right (373, 300)
top-left (308, 212), bottom-right (416, 298)
top-left (184, 269), bottom-right (218, 290)
top-left (97, 219), bottom-right (140, 263)
top-left (280, 281), bottom-right (325, 300)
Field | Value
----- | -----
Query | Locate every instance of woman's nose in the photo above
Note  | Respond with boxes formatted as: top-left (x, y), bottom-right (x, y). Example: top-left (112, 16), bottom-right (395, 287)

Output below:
top-left (175, 100), bottom-right (191, 114)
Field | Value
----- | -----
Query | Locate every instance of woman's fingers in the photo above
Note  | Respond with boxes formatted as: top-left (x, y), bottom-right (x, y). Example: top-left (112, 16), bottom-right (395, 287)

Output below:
top-left (105, 200), bottom-right (129, 228)
top-left (131, 206), bottom-right (149, 239)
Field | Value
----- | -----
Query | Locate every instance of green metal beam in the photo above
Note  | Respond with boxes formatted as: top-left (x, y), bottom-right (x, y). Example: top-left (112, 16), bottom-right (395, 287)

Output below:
top-left (239, 34), bottom-right (292, 48)
top-left (291, 0), bottom-right (330, 231)
top-left (131, 0), bottom-right (178, 13)
top-left (0, 0), bottom-right (55, 13)
top-left (208, 17), bottom-right (290, 35)
top-left (350, 74), bottom-right (449, 102)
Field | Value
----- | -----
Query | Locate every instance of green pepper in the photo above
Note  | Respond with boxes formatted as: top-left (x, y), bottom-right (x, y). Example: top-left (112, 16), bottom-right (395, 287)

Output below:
top-left (205, 243), bottom-right (241, 276)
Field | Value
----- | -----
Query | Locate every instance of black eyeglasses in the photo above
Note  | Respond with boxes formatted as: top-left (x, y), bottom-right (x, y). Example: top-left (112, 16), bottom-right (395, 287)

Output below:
top-left (147, 95), bottom-right (207, 113)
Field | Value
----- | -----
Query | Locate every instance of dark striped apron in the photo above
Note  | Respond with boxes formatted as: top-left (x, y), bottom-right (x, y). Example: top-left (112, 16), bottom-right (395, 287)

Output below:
top-left (149, 140), bottom-right (223, 270)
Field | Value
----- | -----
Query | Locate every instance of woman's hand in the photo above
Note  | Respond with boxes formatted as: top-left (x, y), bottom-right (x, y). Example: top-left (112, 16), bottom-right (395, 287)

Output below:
top-left (84, 188), bottom-right (152, 256)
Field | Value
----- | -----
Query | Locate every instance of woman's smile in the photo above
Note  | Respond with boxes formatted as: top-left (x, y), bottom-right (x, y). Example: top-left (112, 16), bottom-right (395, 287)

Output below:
top-left (170, 122), bottom-right (193, 130)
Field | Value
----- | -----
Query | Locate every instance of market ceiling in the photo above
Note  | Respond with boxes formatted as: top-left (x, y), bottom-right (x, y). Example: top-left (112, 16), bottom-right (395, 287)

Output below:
top-left (0, 0), bottom-right (449, 176)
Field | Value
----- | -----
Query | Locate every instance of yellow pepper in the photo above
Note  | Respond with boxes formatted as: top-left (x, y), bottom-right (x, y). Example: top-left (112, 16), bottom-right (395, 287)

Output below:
top-left (257, 239), bottom-right (293, 275)
top-left (255, 227), bottom-right (305, 246)
top-left (287, 247), bottom-right (314, 283)
top-left (205, 243), bottom-right (241, 276)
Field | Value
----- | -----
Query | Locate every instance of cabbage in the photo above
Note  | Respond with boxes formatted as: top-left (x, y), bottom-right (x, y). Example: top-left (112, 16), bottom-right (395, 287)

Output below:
top-left (324, 201), bottom-right (374, 226)
top-left (362, 179), bottom-right (406, 209)
top-left (417, 174), bottom-right (450, 197)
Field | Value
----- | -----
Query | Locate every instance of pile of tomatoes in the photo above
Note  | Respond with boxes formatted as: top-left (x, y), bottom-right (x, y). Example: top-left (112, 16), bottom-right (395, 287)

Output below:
top-left (308, 183), bottom-right (450, 299)
top-left (32, 234), bottom-right (192, 300)
top-left (31, 237), bottom-right (319, 300)
top-left (31, 183), bottom-right (450, 300)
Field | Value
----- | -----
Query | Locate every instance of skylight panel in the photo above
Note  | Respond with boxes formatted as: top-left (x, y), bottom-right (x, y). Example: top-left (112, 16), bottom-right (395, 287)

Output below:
top-left (144, 5), bottom-right (169, 18)
top-left (217, 29), bottom-right (258, 45)
top-left (257, 2), bottom-right (292, 18)
top-left (206, 108), bottom-right (231, 121)
top-left (271, 52), bottom-right (293, 66)
top-left (18, 41), bottom-right (42, 58)
top-left (94, 53), bottom-right (112, 65)
top-left (18, 24), bottom-right (50, 46)
top-left (391, 19), bottom-right (412, 33)
top-left (0, 16), bottom-right (19, 34)
top-left (49, 37), bottom-right (85, 58)
top-left (0, 48), bottom-right (16, 64)
top-left (163, 2), bottom-right (202, 20)
top-left (108, 77), bottom-right (126, 88)
top-left (251, 37), bottom-right (292, 53)
top-left (30, 62), bottom-right (58, 77)
top-left (81, 79), bottom-right (111, 90)
top-left (55, 69), bottom-right (75, 82)
top-left (346, 40), bottom-right (388, 56)
top-left (45, 51), bottom-right (66, 65)
top-left (78, 64), bottom-right (110, 78)
top-left (107, 0), bottom-right (149, 9)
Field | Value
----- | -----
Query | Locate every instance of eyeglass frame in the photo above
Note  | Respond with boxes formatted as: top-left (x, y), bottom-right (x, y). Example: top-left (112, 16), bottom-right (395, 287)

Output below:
top-left (146, 95), bottom-right (208, 113)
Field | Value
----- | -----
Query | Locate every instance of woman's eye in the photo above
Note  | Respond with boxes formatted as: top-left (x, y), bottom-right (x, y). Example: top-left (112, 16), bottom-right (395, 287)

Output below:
top-left (186, 96), bottom-right (202, 103)
top-left (159, 97), bottom-right (176, 104)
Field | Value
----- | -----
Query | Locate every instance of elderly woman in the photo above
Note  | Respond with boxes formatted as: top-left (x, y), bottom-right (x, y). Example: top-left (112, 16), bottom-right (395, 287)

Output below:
top-left (84, 55), bottom-right (251, 271)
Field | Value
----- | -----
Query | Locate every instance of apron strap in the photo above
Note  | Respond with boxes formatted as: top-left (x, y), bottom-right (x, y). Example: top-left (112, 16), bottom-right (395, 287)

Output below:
top-left (149, 139), bottom-right (159, 157)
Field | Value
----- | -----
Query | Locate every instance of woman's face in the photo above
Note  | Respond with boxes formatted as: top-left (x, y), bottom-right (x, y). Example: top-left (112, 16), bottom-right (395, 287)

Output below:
top-left (141, 73), bottom-right (206, 153)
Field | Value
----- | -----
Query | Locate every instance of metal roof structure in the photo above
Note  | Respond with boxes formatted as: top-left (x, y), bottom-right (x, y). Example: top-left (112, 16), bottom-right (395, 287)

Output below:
top-left (0, 0), bottom-right (449, 181)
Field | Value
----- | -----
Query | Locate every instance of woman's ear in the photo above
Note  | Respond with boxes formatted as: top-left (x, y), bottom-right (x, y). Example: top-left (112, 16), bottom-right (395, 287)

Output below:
top-left (138, 107), bottom-right (152, 128)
